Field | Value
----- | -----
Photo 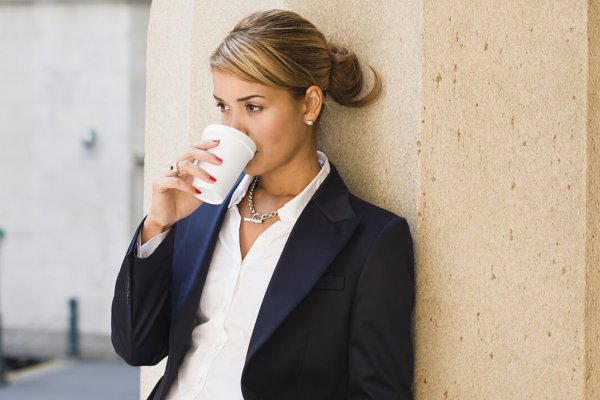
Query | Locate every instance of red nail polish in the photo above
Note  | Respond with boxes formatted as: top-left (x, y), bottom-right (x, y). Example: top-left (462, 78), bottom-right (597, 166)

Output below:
top-left (194, 188), bottom-right (201, 195)
top-left (212, 139), bottom-right (220, 143)
top-left (209, 176), bottom-right (217, 183)
top-left (215, 156), bottom-right (223, 163)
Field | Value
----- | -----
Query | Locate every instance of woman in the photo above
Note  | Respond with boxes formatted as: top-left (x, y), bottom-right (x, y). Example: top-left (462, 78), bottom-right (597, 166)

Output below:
top-left (112, 9), bottom-right (414, 400)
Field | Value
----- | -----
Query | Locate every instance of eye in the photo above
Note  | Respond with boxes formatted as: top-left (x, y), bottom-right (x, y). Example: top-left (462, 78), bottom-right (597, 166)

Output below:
top-left (246, 104), bottom-right (262, 112)
top-left (215, 102), bottom-right (230, 112)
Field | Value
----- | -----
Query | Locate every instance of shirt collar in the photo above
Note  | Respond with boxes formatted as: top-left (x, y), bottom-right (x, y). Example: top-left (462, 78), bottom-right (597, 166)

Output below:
top-left (228, 174), bottom-right (253, 208)
top-left (228, 151), bottom-right (331, 224)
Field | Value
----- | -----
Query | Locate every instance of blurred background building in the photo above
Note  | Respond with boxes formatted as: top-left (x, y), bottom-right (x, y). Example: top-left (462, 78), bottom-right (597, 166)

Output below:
top-left (0, 0), bottom-right (149, 363)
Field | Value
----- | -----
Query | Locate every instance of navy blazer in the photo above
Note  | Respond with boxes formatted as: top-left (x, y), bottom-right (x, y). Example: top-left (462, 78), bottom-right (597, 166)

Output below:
top-left (111, 164), bottom-right (415, 400)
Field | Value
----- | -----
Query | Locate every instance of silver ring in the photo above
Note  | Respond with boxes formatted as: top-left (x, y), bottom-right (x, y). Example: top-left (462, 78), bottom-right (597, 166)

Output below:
top-left (169, 161), bottom-right (181, 176)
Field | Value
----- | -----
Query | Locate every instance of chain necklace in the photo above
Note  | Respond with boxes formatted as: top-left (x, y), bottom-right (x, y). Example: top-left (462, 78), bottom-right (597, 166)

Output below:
top-left (243, 176), bottom-right (279, 224)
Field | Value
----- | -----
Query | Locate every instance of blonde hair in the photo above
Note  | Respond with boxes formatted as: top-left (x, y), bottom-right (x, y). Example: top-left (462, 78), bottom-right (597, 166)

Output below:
top-left (210, 9), bottom-right (381, 109)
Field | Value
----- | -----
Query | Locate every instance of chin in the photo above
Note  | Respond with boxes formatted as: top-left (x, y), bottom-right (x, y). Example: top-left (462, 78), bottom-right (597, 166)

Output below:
top-left (243, 160), bottom-right (260, 177)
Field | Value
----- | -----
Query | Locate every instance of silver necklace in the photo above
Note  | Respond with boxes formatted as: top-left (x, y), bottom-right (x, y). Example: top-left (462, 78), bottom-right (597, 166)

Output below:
top-left (243, 176), bottom-right (279, 224)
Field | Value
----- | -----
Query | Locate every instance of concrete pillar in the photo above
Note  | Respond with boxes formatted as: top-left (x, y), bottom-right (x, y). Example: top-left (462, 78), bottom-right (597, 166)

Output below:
top-left (585, 1), bottom-right (600, 398)
top-left (141, 0), bottom-right (598, 398)
top-left (417, 0), bottom-right (599, 398)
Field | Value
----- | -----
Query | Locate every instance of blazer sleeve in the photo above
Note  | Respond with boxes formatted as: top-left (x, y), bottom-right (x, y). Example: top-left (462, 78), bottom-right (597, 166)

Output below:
top-left (347, 216), bottom-right (415, 400)
top-left (111, 218), bottom-right (175, 366)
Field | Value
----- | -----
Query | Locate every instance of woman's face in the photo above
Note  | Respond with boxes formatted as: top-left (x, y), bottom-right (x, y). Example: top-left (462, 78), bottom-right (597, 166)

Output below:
top-left (212, 70), bottom-right (313, 177)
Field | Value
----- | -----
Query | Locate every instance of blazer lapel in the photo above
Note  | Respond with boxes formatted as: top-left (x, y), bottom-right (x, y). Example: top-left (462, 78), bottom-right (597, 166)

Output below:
top-left (171, 174), bottom-right (244, 315)
top-left (171, 203), bottom-right (227, 314)
top-left (245, 165), bottom-right (359, 364)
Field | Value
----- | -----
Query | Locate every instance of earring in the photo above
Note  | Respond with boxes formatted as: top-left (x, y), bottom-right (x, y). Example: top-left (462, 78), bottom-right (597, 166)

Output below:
top-left (306, 119), bottom-right (314, 126)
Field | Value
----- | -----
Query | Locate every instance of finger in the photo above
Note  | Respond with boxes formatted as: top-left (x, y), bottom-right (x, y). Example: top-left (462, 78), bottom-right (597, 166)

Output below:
top-left (191, 138), bottom-right (220, 149)
top-left (165, 161), bottom-right (181, 177)
top-left (175, 141), bottom-right (222, 164)
top-left (161, 163), bottom-right (184, 178)
top-left (180, 147), bottom-right (223, 165)
top-left (176, 159), bottom-right (217, 184)
top-left (153, 176), bottom-right (199, 196)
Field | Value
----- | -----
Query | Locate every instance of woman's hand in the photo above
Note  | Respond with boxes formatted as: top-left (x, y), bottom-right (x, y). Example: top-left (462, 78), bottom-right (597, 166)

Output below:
top-left (141, 139), bottom-right (222, 243)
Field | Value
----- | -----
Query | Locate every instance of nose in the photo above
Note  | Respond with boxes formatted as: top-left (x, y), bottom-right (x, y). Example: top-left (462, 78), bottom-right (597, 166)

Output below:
top-left (222, 112), bottom-right (248, 136)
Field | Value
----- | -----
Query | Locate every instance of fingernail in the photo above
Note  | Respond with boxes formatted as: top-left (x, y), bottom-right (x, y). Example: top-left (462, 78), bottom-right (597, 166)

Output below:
top-left (209, 176), bottom-right (217, 183)
top-left (215, 156), bottom-right (223, 163)
top-left (194, 188), bottom-right (201, 195)
top-left (212, 139), bottom-right (220, 143)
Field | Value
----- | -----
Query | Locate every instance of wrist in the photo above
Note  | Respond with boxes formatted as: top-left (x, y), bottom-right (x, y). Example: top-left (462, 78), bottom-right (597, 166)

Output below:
top-left (141, 217), bottom-right (171, 244)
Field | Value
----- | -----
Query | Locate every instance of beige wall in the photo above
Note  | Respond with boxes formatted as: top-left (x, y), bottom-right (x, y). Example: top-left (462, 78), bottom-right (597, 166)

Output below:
top-left (586, 0), bottom-right (600, 397)
top-left (141, 0), bottom-right (598, 398)
top-left (418, 0), bottom-right (597, 398)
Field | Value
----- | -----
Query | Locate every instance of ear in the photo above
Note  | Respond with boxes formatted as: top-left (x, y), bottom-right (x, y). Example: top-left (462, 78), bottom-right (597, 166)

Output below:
top-left (302, 85), bottom-right (324, 124)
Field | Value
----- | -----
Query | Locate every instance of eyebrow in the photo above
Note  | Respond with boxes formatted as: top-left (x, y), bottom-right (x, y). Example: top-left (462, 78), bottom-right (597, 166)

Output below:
top-left (213, 94), bottom-right (266, 102)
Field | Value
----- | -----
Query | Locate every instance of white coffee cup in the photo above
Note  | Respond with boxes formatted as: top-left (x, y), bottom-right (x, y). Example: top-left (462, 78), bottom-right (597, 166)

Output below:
top-left (192, 124), bottom-right (256, 205)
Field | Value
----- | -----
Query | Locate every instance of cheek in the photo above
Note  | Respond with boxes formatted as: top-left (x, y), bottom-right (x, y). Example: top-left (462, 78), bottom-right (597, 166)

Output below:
top-left (248, 104), bottom-right (304, 155)
top-left (251, 117), bottom-right (288, 149)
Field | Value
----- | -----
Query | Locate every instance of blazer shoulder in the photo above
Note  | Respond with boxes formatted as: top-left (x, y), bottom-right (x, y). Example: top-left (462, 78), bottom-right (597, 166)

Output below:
top-left (348, 192), bottom-right (410, 231)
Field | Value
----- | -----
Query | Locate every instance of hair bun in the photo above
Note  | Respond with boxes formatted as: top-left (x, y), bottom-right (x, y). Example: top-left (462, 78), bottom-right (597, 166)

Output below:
top-left (328, 44), bottom-right (381, 108)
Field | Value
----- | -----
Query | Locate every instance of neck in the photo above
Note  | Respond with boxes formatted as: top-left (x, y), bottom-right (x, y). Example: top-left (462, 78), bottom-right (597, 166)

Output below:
top-left (257, 150), bottom-right (322, 198)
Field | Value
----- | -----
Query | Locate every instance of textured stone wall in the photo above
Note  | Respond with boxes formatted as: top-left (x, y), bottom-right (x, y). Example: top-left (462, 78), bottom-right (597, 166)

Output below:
top-left (585, 0), bottom-right (600, 397)
top-left (418, 0), bottom-right (596, 398)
